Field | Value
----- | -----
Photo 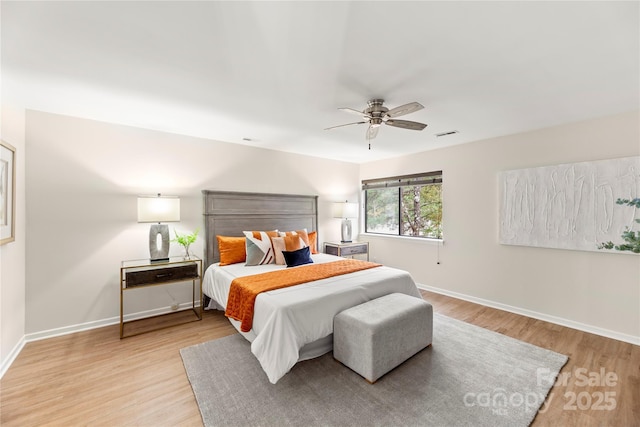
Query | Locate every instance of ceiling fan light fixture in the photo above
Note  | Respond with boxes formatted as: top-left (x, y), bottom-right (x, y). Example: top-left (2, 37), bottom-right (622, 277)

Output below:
top-left (326, 99), bottom-right (427, 144)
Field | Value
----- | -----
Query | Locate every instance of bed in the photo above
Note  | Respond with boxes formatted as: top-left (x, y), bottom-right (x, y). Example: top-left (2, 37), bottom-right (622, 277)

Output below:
top-left (202, 190), bottom-right (423, 384)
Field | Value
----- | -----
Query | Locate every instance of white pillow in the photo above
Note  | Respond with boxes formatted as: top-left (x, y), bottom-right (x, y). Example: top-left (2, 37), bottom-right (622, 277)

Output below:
top-left (243, 230), bottom-right (278, 265)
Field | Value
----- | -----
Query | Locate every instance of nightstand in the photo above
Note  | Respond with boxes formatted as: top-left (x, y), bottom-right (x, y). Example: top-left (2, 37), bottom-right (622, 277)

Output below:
top-left (120, 256), bottom-right (203, 338)
top-left (324, 241), bottom-right (369, 261)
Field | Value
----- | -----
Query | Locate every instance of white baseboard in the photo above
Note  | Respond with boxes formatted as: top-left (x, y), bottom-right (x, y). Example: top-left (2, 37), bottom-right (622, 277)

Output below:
top-left (417, 284), bottom-right (640, 346)
top-left (25, 315), bottom-right (120, 343)
top-left (25, 301), bottom-right (202, 342)
top-left (0, 335), bottom-right (26, 379)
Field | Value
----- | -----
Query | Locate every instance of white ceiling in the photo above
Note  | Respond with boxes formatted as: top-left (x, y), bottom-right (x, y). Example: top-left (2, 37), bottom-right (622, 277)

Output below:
top-left (2, 1), bottom-right (638, 163)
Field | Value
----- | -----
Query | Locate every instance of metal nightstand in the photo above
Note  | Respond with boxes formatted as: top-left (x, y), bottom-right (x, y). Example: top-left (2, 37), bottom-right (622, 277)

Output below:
top-left (120, 256), bottom-right (203, 338)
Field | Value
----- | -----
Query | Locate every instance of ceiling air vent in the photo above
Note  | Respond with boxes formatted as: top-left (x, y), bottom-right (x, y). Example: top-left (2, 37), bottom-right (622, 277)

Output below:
top-left (435, 130), bottom-right (459, 137)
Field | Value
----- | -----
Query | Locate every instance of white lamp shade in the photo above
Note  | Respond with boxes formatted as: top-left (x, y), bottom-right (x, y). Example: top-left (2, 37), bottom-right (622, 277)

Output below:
top-left (137, 196), bottom-right (180, 223)
top-left (333, 202), bottom-right (358, 219)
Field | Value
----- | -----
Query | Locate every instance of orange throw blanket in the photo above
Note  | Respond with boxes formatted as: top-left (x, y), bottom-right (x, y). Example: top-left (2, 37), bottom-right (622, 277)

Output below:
top-left (225, 259), bottom-right (382, 332)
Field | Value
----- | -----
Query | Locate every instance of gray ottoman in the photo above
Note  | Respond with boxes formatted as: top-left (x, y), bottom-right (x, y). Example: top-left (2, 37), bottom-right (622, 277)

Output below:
top-left (333, 293), bottom-right (433, 383)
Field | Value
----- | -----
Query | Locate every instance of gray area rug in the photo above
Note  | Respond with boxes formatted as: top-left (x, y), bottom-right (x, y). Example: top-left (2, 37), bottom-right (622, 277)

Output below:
top-left (180, 314), bottom-right (568, 427)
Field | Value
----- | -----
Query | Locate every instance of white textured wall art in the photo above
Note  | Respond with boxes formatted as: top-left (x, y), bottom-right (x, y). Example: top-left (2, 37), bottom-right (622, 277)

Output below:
top-left (499, 156), bottom-right (640, 252)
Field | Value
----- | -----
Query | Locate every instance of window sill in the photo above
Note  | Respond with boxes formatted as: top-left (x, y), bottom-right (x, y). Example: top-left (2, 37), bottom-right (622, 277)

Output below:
top-left (360, 233), bottom-right (444, 245)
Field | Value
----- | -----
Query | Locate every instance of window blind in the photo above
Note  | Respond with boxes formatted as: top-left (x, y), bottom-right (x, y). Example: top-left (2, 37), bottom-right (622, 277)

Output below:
top-left (362, 171), bottom-right (443, 190)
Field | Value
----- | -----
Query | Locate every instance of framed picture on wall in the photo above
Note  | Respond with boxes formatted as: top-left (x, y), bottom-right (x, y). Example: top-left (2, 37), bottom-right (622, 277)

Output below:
top-left (0, 140), bottom-right (16, 245)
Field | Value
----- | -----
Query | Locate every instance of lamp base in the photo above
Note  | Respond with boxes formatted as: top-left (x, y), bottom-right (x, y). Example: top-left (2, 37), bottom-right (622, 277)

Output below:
top-left (341, 218), bottom-right (353, 244)
top-left (149, 224), bottom-right (170, 262)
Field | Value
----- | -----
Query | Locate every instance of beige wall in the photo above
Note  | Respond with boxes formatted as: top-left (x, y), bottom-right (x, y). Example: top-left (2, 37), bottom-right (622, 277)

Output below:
top-left (0, 105), bottom-right (27, 374)
top-left (2, 108), bottom-right (638, 375)
top-left (24, 110), bottom-right (360, 335)
top-left (360, 110), bottom-right (640, 343)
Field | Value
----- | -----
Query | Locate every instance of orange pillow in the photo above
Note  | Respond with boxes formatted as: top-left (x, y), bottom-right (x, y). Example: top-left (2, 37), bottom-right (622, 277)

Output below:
top-left (279, 230), bottom-right (310, 247)
top-left (308, 231), bottom-right (318, 254)
top-left (217, 236), bottom-right (246, 266)
top-left (283, 234), bottom-right (304, 251)
top-left (246, 230), bottom-right (279, 240)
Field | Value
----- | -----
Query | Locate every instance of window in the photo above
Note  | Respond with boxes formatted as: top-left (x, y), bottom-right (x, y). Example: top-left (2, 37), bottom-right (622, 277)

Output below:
top-left (363, 171), bottom-right (443, 239)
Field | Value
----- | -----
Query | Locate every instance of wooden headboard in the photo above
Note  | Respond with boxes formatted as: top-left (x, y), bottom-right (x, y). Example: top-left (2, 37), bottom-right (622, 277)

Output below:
top-left (202, 190), bottom-right (318, 269)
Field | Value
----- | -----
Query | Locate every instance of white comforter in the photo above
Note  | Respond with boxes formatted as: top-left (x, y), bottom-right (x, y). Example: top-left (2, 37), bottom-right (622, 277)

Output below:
top-left (202, 253), bottom-right (422, 383)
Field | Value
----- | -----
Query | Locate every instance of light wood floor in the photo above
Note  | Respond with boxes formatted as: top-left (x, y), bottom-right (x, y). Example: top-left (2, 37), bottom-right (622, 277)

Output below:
top-left (1, 290), bottom-right (638, 426)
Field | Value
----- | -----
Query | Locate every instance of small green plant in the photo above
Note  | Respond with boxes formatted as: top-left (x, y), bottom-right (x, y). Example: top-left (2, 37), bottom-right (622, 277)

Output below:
top-left (172, 228), bottom-right (199, 257)
top-left (598, 198), bottom-right (640, 253)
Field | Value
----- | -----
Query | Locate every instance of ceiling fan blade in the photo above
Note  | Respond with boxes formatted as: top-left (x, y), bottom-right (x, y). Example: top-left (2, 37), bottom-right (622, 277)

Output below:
top-left (385, 102), bottom-right (424, 118)
top-left (324, 121), bottom-right (367, 130)
top-left (385, 119), bottom-right (427, 131)
top-left (366, 125), bottom-right (379, 140)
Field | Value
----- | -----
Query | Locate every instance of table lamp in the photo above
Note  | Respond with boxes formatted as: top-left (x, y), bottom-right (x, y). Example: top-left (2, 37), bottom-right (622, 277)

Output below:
top-left (334, 201), bottom-right (358, 243)
top-left (137, 194), bottom-right (180, 262)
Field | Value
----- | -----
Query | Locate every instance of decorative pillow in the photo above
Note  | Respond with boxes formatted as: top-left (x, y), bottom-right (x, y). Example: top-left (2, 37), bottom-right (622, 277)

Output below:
top-left (272, 235), bottom-right (307, 265)
top-left (217, 236), bottom-right (246, 266)
top-left (243, 230), bottom-right (279, 265)
top-left (271, 237), bottom-right (287, 265)
top-left (307, 230), bottom-right (318, 254)
top-left (282, 246), bottom-right (314, 268)
top-left (245, 230), bottom-right (279, 240)
top-left (278, 229), bottom-right (310, 250)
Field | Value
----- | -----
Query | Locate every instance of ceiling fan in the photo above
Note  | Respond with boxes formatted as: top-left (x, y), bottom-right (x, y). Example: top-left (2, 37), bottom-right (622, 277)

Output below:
top-left (325, 99), bottom-right (427, 146)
